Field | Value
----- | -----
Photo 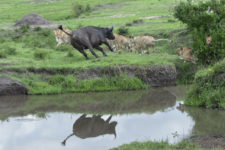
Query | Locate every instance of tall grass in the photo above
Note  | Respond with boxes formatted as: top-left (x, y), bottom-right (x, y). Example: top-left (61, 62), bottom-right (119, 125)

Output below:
top-left (10, 73), bottom-right (148, 94)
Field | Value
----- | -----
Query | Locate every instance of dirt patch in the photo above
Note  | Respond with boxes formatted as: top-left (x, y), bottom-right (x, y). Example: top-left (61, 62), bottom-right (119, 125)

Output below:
top-left (109, 14), bottom-right (136, 18)
top-left (0, 65), bottom-right (177, 87)
top-left (8, 13), bottom-right (58, 29)
top-left (139, 15), bottom-right (172, 20)
top-left (20, 0), bottom-right (62, 4)
top-left (191, 135), bottom-right (225, 149)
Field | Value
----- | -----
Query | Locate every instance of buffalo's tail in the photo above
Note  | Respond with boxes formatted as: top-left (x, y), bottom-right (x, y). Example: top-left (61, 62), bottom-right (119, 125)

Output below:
top-left (58, 25), bottom-right (72, 36)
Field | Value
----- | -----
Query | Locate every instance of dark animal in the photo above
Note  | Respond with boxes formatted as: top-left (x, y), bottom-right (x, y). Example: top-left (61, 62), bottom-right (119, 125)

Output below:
top-left (61, 114), bottom-right (117, 145)
top-left (58, 25), bottom-right (115, 59)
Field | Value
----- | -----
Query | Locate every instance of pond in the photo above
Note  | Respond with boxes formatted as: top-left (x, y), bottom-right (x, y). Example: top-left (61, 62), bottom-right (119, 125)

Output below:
top-left (0, 86), bottom-right (225, 150)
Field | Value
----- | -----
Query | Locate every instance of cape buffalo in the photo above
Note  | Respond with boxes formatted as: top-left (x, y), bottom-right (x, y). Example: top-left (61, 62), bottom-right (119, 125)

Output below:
top-left (58, 25), bottom-right (115, 59)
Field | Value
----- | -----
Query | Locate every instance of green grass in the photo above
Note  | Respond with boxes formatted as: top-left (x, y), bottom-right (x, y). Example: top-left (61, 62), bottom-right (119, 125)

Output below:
top-left (9, 73), bottom-right (148, 94)
top-left (0, 0), bottom-right (199, 94)
top-left (0, 27), bottom-right (179, 70)
top-left (185, 58), bottom-right (225, 109)
top-left (111, 140), bottom-right (224, 150)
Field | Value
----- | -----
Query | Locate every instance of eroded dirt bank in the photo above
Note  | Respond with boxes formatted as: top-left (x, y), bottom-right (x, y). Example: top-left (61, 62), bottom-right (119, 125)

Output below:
top-left (0, 65), bottom-right (177, 95)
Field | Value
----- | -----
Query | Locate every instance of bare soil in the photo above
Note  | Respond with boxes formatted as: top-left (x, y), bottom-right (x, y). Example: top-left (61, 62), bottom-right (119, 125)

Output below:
top-left (191, 135), bottom-right (225, 149)
top-left (4, 13), bottom-right (58, 30)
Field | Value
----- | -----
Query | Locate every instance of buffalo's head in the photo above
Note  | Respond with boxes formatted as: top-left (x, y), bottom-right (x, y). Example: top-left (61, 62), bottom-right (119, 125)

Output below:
top-left (105, 26), bottom-right (115, 40)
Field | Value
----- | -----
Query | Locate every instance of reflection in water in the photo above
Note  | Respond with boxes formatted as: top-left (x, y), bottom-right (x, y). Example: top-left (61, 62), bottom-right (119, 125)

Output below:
top-left (184, 106), bottom-right (225, 136)
top-left (0, 86), bottom-right (224, 150)
top-left (0, 95), bottom-right (28, 120)
top-left (62, 114), bottom-right (117, 145)
top-left (0, 88), bottom-right (176, 119)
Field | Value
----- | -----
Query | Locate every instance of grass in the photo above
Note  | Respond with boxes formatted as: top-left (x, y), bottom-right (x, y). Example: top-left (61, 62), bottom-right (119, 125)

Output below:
top-left (9, 73), bottom-right (148, 94)
top-left (0, 27), bottom-right (179, 70)
top-left (185, 58), bottom-right (225, 109)
top-left (0, 0), bottom-right (200, 94)
top-left (111, 140), bottom-right (224, 150)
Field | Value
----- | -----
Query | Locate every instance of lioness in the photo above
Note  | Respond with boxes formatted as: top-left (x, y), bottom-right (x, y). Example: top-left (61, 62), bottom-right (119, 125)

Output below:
top-left (107, 33), bottom-right (132, 51)
top-left (53, 28), bottom-right (72, 47)
top-left (176, 46), bottom-right (196, 62)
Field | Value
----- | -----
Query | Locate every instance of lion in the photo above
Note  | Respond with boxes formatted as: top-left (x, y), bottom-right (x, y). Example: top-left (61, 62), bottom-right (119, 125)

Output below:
top-left (176, 46), bottom-right (197, 62)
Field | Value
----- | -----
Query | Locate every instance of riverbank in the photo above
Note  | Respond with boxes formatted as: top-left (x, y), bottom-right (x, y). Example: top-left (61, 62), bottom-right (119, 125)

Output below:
top-left (185, 58), bottom-right (225, 109)
top-left (111, 140), bottom-right (225, 150)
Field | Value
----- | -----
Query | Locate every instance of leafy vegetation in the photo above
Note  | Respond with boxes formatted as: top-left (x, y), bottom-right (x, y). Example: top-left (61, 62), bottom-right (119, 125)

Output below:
top-left (117, 26), bottom-right (130, 36)
top-left (185, 58), bottom-right (225, 109)
top-left (111, 140), bottom-right (219, 150)
top-left (174, 0), bottom-right (225, 64)
top-left (10, 73), bottom-right (148, 95)
top-left (0, 0), bottom-right (217, 95)
top-left (72, 1), bottom-right (91, 18)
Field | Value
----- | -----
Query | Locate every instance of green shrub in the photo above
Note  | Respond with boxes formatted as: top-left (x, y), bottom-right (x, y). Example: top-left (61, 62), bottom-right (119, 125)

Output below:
top-left (72, 1), bottom-right (91, 18)
top-left (6, 47), bottom-right (16, 55)
top-left (33, 27), bottom-right (42, 32)
top-left (48, 75), bottom-right (65, 85)
top-left (174, 0), bottom-right (225, 64)
top-left (67, 50), bottom-right (74, 57)
top-left (117, 26), bottom-right (129, 36)
top-left (20, 25), bottom-right (30, 33)
top-left (0, 45), bottom-right (17, 57)
top-left (33, 48), bottom-right (49, 59)
top-left (185, 58), bottom-right (225, 109)
top-left (62, 75), bottom-right (76, 89)
top-left (0, 50), bottom-right (7, 58)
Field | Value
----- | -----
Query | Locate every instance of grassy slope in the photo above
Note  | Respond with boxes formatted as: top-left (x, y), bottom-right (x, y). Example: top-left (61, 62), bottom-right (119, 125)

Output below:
top-left (0, 0), bottom-right (192, 94)
top-left (111, 140), bottom-right (224, 150)
top-left (0, 0), bottom-right (186, 70)
top-left (185, 58), bottom-right (225, 109)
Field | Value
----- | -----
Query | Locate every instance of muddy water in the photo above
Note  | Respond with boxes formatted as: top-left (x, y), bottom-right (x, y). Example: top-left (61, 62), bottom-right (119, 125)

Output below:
top-left (0, 86), bottom-right (225, 150)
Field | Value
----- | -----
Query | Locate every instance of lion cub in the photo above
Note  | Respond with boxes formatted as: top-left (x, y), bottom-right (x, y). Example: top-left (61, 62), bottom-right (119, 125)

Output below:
top-left (53, 28), bottom-right (72, 47)
top-left (176, 46), bottom-right (196, 62)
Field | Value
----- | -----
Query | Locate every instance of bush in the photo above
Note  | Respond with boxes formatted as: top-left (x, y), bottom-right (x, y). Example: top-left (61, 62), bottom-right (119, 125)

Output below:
top-left (174, 0), bottom-right (225, 64)
top-left (20, 25), bottom-right (30, 33)
top-left (185, 58), bottom-right (225, 109)
top-left (0, 45), bottom-right (17, 57)
top-left (72, 1), bottom-right (91, 18)
top-left (33, 48), bottom-right (49, 59)
top-left (6, 47), bottom-right (16, 55)
top-left (0, 50), bottom-right (7, 58)
top-left (67, 50), bottom-right (74, 57)
top-left (117, 26), bottom-right (129, 36)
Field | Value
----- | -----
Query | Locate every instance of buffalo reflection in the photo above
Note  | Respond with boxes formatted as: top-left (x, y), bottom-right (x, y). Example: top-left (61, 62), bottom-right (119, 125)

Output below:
top-left (62, 114), bottom-right (117, 145)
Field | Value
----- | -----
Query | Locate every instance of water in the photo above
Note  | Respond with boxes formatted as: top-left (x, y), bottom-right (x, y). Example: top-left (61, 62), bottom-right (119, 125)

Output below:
top-left (0, 86), bottom-right (225, 150)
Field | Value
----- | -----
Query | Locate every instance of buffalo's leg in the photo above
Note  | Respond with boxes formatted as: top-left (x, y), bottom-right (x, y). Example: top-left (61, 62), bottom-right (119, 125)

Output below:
top-left (78, 49), bottom-right (89, 59)
top-left (103, 41), bottom-right (114, 52)
top-left (71, 42), bottom-right (89, 59)
top-left (95, 46), bottom-right (107, 56)
top-left (81, 40), bottom-right (99, 58)
top-left (87, 44), bottom-right (99, 58)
